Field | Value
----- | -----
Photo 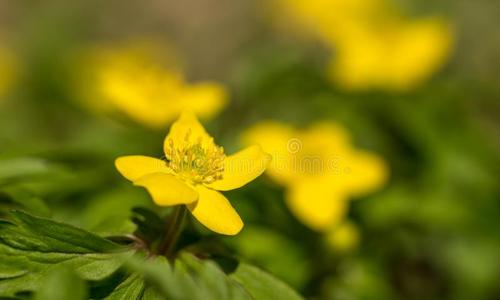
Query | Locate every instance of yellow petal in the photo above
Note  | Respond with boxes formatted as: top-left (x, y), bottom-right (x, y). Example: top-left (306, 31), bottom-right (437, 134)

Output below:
top-left (307, 122), bottom-right (351, 151)
top-left (207, 145), bottom-right (271, 191)
top-left (134, 172), bottom-right (198, 206)
top-left (387, 18), bottom-right (453, 90)
top-left (345, 150), bottom-right (388, 196)
top-left (115, 155), bottom-right (170, 181)
top-left (187, 186), bottom-right (243, 235)
top-left (329, 18), bottom-right (453, 91)
top-left (241, 121), bottom-right (294, 156)
top-left (241, 122), bottom-right (296, 184)
top-left (179, 82), bottom-right (228, 120)
top-left (286, 179), bottom-right (348, 231)
top-left (164, 111), bottom-right (213, 154)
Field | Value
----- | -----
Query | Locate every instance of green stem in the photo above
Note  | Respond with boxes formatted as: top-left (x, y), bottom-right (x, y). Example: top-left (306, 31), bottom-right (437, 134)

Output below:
top-left (158, 205), bottom-right (187, 257)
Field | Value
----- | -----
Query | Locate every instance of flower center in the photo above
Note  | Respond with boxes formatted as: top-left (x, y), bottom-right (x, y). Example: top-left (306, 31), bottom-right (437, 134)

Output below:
top-left (164, 130), bottom-right (225, 185)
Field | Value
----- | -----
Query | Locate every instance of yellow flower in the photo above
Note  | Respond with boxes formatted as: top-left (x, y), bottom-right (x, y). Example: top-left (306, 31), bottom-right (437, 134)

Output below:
top-left (115, 112), bottom-right (271, 235)
top-left (242, 121), bottom-right (388, 231)
top-left (330, 18), bottom-right (453, 90)
top-left (271, 0), bottom-right (383, 42)
top-left (80, 42), bottom-right (227, 128)
top-left (269, 0), bottom-right (454, 91)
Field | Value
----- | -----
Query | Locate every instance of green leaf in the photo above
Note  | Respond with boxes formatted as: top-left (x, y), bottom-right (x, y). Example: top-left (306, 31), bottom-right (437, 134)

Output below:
top-left (104, 273), bottom-right (145, 300)
top-left (0, 157), bottom-right (53, 183)
top-left (125, 253), bottom-right (250, 300)
top-left (0, 187), bottom-right (51, 217)
top-left (79, 188), bottom-right (154, 237)
top-left (0, 156), bottom-right (90, 200)
top-left (226, 226), bottom-right (310, 288)
top-left (1, 210), bottom-right (121, 253)
top-left (230, 262), bottom-right (304, 300)
top-left (124, 252), bottom-right (304, 300)
top-left (34, 267), bottom-right (88, 300)
top-left (0, 211), bottom-right (131, 298)
top-left (176, 254), bottom-right (251, 300)
top-left (0, 211), bottom-right (304, 300)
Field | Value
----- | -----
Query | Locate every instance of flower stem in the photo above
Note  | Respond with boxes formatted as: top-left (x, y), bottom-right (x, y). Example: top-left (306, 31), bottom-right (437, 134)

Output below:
top-left (158, 205), bottom-right (187, 258)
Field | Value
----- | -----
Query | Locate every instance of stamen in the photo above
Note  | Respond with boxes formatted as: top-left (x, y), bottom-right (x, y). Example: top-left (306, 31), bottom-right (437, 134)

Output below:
top-left (164, 132), bottom-right (225, 185)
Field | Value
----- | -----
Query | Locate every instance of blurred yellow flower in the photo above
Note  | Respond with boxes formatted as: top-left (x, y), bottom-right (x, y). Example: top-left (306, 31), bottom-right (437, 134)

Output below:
top-left (116, 111), bottom-right (271, 235)
top-left (81, 42), bottom-right (227, 128)
top-left (242, 121), bottom-right (388, 231)
top-left (330, 18), bottom-right (453, 90)
top-left (270, 0), bottom-right (454, 91)
top-left (326, 221), bottom-right (360, 252)
top-left (272, 0), bottom-right (383, 42)
top-left (0, 47), bottom-right (16, 99)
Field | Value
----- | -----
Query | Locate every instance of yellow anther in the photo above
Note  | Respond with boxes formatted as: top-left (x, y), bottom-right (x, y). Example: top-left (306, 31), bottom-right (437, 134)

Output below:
top-left (164, 132), bottom-right (225, 185)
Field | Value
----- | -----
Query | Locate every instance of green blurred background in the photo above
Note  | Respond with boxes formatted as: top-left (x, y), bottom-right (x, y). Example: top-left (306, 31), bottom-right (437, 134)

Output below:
top-left (1, 0), bottom-right (500, 299)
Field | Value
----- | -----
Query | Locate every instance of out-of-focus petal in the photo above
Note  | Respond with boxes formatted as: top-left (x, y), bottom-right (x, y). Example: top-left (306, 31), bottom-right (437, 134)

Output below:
top-left (326, 221), bottom-right (360, 252)
top-left (180, 82), bottom-right (228, 120)
top-left (344, 150), bottom-right (388, 196)
top-left (242, 122), bottom-right (297, 184)
top-left (286, 179), bottom-right (348, 231)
